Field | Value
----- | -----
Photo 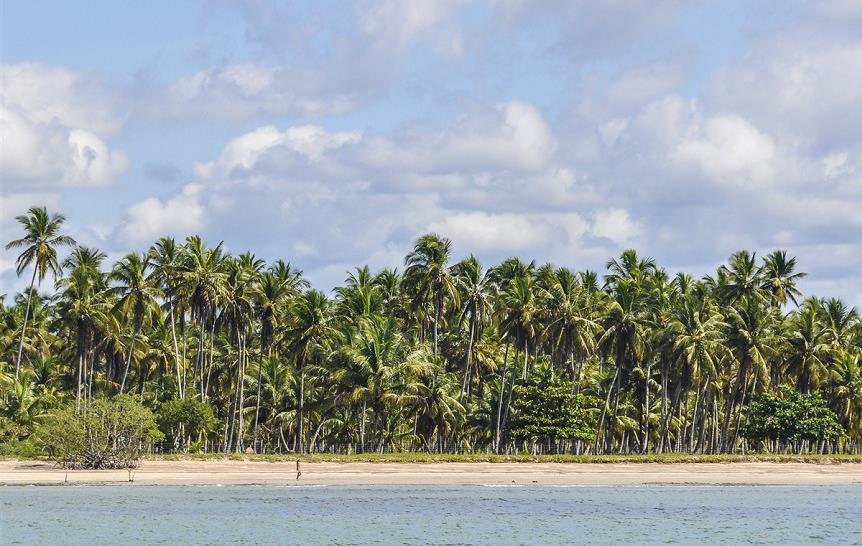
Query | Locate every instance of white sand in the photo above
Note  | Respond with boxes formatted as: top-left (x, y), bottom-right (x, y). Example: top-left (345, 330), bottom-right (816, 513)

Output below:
top-left (2, 460), bottom-right (861, 486)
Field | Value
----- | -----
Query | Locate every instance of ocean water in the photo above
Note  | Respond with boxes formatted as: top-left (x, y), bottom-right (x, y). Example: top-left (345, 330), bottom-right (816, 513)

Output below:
top-left (2, 485), bottom-right (860, 545)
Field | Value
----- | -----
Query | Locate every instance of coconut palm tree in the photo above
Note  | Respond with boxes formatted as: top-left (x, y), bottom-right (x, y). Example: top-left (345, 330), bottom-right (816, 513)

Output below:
top-left (283, 290), bottom-right (335, 452)
top-left (55, 247), bottom-right (110, 411)
top-left (715, 250), bottom-right (765, 304)
top-left (109, 253), bottom-right (163, 393)
top-left (331, 314), bottom-right (428, 451)
top-left (597, 278), bottom-right (649, 453)
top-left (451, 255), bottom-right (492, 397)
top-left (760, 250), bottom-right (806, 308)
top-left (722, 296), bottom-right (780, 451)
top-left (404, 233), bottom-right (457, 356)
top-left (539, 267), bottom-right (599, 386)
top-left (178, 236), bottom-right (227, 400)
top-left (785, 298), bottom-right (830, 394)
top-left (148, 237), bottom-right (187, 397)
top-left (5, 207), bottom-right (75, 378)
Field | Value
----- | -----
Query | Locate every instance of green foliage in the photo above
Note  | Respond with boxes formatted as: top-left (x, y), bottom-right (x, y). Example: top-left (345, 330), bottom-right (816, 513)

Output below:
top-left (157, 398), bottom-right (216, 448)
top-left (509, 378), bottom-right (597, 443)
top-left (36, 394), bottom-right (163, 468)
top-left (743, 385), bottom-right (844, 444)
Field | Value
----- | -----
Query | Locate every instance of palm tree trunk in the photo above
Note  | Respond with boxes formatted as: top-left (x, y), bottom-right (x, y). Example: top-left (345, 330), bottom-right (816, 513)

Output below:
top-left (495, 343), bottom-right (509, 452)
top-left (722, 358), bottom-right (749, 451)
top-left (659, 358), bottom-right (669, 453)
top-left (119, 320), bottom-right (142, 394)
top-left (595, 365), bottom-right (619, 454)
top-left (168, 302), bottom-right (183, 398)
top-left (75, 350), bottom-right (84, 414)
top-left (433, 296), bottom-right (440, 357)
top-left (461, 316), bottom-right (475, 399)
top-left (13, 266), bottom-right (38, 379)
top-left (298, 364), bottom-right (305, 454)
top-left (642, 360), bottom-right (651, 453)
top-left (234, 332), bottom-right (246, 453)
top-left (253, 349), bottom-right (266, 450)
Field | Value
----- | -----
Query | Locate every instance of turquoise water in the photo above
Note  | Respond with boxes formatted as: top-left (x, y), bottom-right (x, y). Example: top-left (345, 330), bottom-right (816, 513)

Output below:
top-left (2, 485), bottom-right (860, 544)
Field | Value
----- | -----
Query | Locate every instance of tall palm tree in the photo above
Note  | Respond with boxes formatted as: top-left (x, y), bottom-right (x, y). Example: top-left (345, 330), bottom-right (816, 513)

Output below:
top-left (404, 233), bottom-right (457, 356)
top-left (56, 246), bottom-right (110, 411)
top-left (597, 278), bottom-right (649, 452)
top-left (5, 207), bottom-right (75, 378)
top-left (283, 289), bottom-right (335, 452)
top-left (331, 314), bottom-right (428, 451)
top-left (251, 261), bottom-right (307, 442)
top-left (109, 253), bottom-right (163, 393)
top-left (722, 296), bottom-right (779, 450)
top-left (760, 250), bottom-right (806, 308)
top-left (715, 250), bottom-right (765, 304)
top-left (665, 295), bottom-right (725, 452)
top-left (785, 298), bottom-right (829, 394)
top-left (148, 237), bottom-right (187, 397)
top-left (178, 236), bottom-right (227, 400)
top-left (451, 255), bottom-right (492, 397)
top-left (539, 267), bottom-right (599, 385)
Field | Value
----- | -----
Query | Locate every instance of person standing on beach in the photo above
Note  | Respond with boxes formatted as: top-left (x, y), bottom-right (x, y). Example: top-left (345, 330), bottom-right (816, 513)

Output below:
top-left (296, 459), bottom-right (302, 480)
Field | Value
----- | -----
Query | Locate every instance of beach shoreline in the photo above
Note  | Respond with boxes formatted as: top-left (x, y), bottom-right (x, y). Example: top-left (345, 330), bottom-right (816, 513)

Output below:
top-left (2, 460), bottom-right (861, 486)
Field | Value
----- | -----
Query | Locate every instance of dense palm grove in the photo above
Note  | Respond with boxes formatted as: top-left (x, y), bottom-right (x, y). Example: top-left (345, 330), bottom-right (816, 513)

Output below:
top-left (2, 206), bottom-right (861, 455)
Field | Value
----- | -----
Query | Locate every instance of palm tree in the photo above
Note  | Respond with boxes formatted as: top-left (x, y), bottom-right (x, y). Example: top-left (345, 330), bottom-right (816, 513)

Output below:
top-left (451, 255), bottom-right (492, 397)
top-left (722, 296), bottom-right (779, 451)
top-left (148, 237), bottom-right (187, 397)
top-left (56, 247), bottom-right (110, 411)
top-left (110, 253), bottom-right (163, 393)
top-left (760, 250), bottom-right (806, 307)
top-left (178, 236), bottom-right (227, 400)
top-left (404, 233), bottom-right (457, 356)
top-left (5, 207), bottom-right (75, 378)
top-left (829, 351), bottom-right (862, 442)
top-left (715, 250), bottom-right (765, 304)
top-left (332, 314), bottom-right (428, 451)
top-left (597, 278), bottom-right (648, 453)
top-left (251, 261), bottom-right (307, 443)
top-left (539, 267), bottom-right (599, 385)
top-left (283, 290), bottom-right (335, 452)
top-left (665, 295), bottom-right (725, 452)
top-left (220, 255), bottom-right (259, 451)
top-left (785, 298), bottom-right (829, 394)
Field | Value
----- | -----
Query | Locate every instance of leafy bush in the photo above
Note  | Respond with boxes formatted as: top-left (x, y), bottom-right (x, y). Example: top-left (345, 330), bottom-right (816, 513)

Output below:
top-left (509, 378), bottom-right (597, 444)
top-left (157, 398), bottom-right (216, 451)
top-left (743, 385), bottom-right (844, 445)
top-left (36, 394), bottom-right (163, 468)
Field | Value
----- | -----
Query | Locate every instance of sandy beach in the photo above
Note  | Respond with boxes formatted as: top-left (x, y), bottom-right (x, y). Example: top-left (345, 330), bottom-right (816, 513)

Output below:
top-left (2, 460), bottom-right (861, 486)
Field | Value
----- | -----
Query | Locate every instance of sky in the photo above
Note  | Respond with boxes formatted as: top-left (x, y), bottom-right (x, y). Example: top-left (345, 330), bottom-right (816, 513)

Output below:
top-left (2, 0), bottom-right (861, 305)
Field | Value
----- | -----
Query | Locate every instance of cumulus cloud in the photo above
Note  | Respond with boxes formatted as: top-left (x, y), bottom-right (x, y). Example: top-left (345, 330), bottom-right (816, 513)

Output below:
top-left (591, 209), bottom-right (641, 246)
top-left (120, 184), bottom-right (206, 244)
top-left (674, 115), bottom-right (776, 187)
top-left (125, 100), bottom-right (604, 288)
top-left (0, 64), bottom-right (127, 191)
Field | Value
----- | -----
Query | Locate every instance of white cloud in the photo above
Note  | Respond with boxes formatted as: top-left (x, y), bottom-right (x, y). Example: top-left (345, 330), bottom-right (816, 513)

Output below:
top-left (0, 63), bottom-right (127, 191)
top-left (157, 64), bottom-right (355, 121)
top-left (364, 101), bottom-right (553, 173)
top-left (591, 208), bottom-right (641, 245)
top-left (119, 184), bottom-right (206, 244)
top-left (360, 0), bottom-right (462, 50)
top-left (675, 115), bottom-right (776, 187)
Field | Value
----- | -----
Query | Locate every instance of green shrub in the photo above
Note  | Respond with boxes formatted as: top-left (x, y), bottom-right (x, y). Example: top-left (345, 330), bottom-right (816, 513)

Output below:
top-left (743, 385), bottom-right (844, 446)
top-left (509, 378), bottom-right (597, 444)
top-left (36, 394), bottom-right (163, 469)
top-left (157, 398), bottom-right (216, 451)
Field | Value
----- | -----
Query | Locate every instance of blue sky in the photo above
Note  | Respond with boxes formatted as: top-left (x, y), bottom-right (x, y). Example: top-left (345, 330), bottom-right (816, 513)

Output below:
top-left (2, 0), bottom-right (862, 305)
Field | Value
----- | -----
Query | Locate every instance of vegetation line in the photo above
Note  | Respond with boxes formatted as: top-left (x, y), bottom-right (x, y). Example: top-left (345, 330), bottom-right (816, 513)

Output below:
top-left (2, 206), bottom-right (860, 467)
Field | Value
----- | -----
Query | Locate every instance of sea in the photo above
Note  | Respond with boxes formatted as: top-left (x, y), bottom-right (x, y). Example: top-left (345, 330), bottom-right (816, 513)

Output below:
top-left (2, 484), bottom-right (860, 544)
